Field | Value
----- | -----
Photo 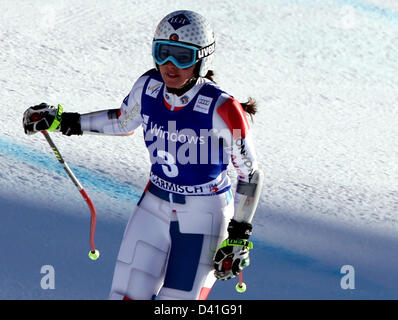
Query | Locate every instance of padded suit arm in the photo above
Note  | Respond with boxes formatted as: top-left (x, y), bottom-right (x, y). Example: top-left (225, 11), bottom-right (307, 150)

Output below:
top-left (213, 94), bottom-right (263, 224)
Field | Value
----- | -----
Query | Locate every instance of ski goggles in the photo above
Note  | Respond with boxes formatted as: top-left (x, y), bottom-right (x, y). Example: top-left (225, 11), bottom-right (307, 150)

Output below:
top-left (153, 40), bottom-right (215, 69)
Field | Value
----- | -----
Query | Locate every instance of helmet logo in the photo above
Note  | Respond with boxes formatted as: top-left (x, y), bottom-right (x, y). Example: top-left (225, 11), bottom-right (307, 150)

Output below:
top-left (169, 33), bottom-right (179, 41)
top-left (198, 42), bottom-right (215, 59)
top-left (168, 14), bottom-right (191, 30)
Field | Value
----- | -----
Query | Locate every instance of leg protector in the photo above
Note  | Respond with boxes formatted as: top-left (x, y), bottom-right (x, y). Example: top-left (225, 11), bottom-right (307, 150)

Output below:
top-left (156, 191), bottom-right (234, 300)
top-left (109, 193), bottom-right (171, 300)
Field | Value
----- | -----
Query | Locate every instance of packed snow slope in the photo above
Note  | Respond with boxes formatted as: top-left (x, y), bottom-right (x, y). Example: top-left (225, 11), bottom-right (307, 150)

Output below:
top-left (1, 0), bottom-right (398, 299)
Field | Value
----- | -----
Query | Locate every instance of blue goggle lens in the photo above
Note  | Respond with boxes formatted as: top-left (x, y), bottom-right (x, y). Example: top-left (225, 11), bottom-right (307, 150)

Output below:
top-left (153, 41), bottom-right (198, 69)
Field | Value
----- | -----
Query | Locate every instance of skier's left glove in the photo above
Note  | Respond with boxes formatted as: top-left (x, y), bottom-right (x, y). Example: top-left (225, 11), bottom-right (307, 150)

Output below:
top-left (213, 219), bottom-right (253, 280)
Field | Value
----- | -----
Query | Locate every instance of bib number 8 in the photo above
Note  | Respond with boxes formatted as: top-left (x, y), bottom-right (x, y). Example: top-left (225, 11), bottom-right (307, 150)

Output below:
top-left (158, 150), bottom-right (178, 178)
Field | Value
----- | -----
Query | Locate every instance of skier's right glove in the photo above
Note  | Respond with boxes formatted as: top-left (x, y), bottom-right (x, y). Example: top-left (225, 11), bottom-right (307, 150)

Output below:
top-left (23, 103), bottom-right (82, 136)
top-left (213, 219), bottom-right (253, 281)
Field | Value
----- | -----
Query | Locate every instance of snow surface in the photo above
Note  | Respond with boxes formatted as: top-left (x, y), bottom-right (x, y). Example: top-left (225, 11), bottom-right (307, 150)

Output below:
top-left (1, 0), bottom-right (398, 299)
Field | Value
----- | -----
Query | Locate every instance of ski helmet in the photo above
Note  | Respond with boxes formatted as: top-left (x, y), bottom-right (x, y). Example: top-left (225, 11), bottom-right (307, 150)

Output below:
top-left (152, 10), bottom-right (215, 77)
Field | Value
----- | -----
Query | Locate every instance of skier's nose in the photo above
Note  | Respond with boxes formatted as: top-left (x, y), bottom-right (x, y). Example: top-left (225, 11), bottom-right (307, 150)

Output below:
top-left (164, 61), bottom-right (179, 70)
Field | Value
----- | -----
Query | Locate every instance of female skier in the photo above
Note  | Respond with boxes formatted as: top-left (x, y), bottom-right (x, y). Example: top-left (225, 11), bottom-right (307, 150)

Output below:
top-left (23, 10), bottom-right (263, 300)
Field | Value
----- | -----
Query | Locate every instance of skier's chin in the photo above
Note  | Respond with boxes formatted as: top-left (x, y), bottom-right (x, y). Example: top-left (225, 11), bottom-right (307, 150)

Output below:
top-left (159, 63), bottom-right (196, 90)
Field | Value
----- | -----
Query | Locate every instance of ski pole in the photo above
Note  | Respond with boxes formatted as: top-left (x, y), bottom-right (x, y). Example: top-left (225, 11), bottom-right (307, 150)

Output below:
top-left (235, 271), bottom-right (247, 293)
top-left (41, 130), bottom-right (100, 261)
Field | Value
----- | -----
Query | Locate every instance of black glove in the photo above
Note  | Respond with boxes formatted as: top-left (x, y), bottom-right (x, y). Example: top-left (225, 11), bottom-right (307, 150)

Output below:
top-left (23, 103), bottom-right (82, 136)
top-left (23, 103), bottom-right (58, 135)
top-left (213, 219), bottom-right (253, 280)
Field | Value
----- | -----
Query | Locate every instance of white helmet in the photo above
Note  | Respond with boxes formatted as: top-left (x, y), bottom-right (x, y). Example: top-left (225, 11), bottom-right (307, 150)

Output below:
top-left (153, 10), bottom-right (215, 77)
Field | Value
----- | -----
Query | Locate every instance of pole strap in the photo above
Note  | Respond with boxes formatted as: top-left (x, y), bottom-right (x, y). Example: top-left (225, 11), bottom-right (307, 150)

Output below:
top-left (47, 104), bottom-right (64, 131)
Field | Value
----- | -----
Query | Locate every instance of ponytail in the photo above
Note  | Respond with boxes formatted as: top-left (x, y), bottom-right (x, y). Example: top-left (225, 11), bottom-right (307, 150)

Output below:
top-left (240, 97), bottom-right (257, 121)
top-left (204, 70), bottom-right (258, 121)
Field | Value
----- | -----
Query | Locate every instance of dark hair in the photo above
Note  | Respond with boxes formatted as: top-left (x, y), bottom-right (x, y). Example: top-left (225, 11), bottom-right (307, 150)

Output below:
top-left (204, 70), bottom-right (258, 121)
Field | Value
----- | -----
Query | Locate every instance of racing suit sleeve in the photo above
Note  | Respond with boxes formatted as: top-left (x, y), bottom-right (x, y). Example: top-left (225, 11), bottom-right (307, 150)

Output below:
top-left (213, 93), bottom-right (263, 224)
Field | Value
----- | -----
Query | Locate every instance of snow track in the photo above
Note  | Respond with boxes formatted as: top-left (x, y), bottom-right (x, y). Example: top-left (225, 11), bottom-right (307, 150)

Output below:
top-left (1, 0), bottom-right (398, 299)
